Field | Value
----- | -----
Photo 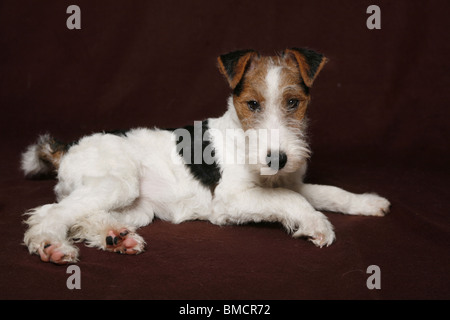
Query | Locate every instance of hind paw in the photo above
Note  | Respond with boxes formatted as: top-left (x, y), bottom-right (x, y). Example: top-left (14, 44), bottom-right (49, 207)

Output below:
top-left (105, 229), bottom-right (145, 255)
top-left (37, 242), bottom-right (79, 264)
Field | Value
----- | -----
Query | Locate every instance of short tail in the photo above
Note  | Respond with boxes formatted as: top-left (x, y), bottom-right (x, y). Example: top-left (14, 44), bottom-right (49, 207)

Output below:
top-left (21, 134), bottom-right (68, 177)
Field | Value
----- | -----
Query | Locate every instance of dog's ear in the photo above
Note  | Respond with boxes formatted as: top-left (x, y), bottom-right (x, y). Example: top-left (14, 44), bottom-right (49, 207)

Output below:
top-left (284, 48), bottom-right (328, 88)
top-left (217, 50), bottom-right (259, 90)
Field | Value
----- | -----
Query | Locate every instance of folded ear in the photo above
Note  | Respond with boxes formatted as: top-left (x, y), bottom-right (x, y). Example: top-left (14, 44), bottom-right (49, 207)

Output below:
top-left (284, 48), bottom-right (328, 87)
top-left (217, 49), bottom-right (259, 89)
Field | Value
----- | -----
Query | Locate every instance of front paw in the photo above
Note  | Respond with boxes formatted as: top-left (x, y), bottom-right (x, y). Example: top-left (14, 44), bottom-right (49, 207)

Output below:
top-left (351, 193), bottom-right (391, 216)
top-left (293, 213), bottom-right (336, 248)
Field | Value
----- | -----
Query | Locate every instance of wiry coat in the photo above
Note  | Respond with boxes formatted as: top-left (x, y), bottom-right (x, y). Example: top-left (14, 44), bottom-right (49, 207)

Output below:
top-left (21, 48), bottom-right (390, 264)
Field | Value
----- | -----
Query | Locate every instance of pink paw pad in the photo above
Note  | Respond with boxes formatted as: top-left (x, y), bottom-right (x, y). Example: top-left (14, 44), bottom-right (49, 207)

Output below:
top-left (38, 243), bottom-right (71, 264)
top-left (105, 229), bottom-right (144, 255)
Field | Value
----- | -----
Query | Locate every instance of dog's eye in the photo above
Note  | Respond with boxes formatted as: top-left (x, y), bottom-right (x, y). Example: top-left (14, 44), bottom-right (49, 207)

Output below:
top-left (247, 100), bottom-right (261, 112)
top-left (287, 99), bottom-right (300, 111)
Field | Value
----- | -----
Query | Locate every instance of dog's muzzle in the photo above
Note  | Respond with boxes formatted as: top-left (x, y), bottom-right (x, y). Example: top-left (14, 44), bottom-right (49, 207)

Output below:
top-left (266, 151), bottom-right (288, 170)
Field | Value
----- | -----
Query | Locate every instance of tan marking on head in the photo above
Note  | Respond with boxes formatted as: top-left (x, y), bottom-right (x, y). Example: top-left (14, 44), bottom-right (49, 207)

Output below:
top-left (284, 48), bottom-right (328, 88)
top-left (232, 57), bottom-right (272, 130)
top-left (278, 60), bottom-right (311, 124)
top-left (218, 49), bottom-right (326, 132)
top-left (217, 50), bottom-right (259, 90)
top-left (232, 55), bottom-right (311, 130)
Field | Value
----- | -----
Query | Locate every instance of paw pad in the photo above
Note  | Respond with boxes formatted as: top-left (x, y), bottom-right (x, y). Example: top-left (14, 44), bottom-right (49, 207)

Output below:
top-left (105, 229), bottom-right (145, 255)
top-left (37, 242), bottom-right (78, 264)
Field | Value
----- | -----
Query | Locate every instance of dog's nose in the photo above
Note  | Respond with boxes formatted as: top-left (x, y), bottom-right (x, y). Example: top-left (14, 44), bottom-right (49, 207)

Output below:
top-left (266, 151), bottom-right (288, 170)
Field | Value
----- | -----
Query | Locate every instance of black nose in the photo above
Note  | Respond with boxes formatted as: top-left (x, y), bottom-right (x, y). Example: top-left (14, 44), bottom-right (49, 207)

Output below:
top-left (266, 151), bottom-right (288, 170)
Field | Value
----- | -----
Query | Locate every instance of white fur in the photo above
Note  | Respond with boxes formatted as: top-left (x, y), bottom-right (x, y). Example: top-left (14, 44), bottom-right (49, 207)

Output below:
top-left (22, 65), bottom-right (390, 264)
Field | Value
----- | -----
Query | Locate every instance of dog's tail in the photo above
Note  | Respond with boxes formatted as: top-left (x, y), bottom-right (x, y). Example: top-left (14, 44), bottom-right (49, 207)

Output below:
top-left (21, 134), bottom-right (69, 178)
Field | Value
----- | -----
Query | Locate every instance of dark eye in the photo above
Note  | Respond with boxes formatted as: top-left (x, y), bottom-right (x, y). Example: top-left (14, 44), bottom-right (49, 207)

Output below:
top-left (247, 100), bottom-right (261, 112)
top-left (287, 98), bottom-right (300, 111)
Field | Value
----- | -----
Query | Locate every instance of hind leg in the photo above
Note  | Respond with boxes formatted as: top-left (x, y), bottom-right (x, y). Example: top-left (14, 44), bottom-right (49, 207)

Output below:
top-left (24, 203), bottom-right (80, 264)
top-left (71, 209), bottom-right (147, 255)
top-left (105, 229), bottom-right (145, 254)
top-left (25, 204), bottom-right (81, 264)
top-left (24, 174), bottom-right (140, 264)
top-left (102, 199), bottom-right (155, 254)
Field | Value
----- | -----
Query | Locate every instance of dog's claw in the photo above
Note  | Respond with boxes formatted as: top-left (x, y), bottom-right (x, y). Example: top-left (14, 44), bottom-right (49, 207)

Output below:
top-left (310, 232), bottom-right (335, 248)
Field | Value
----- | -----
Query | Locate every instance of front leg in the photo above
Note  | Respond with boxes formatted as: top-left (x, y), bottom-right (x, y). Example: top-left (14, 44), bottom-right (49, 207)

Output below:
top-left (299, 184), bottom-right (390, 216)
top-left (211, 187), bottom-right (336, 247)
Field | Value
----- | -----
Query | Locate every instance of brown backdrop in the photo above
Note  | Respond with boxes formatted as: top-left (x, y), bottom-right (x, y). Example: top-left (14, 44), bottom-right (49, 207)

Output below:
top-left (0, 0), bottom-right (449, 300)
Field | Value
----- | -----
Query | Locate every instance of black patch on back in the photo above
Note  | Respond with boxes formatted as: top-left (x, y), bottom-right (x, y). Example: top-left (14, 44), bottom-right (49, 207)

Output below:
top-left (167, 120), bottom-right (221, 190)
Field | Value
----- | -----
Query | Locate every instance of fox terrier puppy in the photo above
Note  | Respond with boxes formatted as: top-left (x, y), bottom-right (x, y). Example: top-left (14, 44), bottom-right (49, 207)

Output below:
top-left (21, 48), bottom-right (390, 264)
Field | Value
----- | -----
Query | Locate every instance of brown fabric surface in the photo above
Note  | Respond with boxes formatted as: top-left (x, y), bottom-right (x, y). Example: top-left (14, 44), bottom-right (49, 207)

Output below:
top-left (1, 0), bottom-right (449, 299)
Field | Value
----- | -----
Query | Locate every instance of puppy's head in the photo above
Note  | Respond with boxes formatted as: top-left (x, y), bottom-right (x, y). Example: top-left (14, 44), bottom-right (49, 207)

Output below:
top-left (217, 48), bottom-right (327, 174)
